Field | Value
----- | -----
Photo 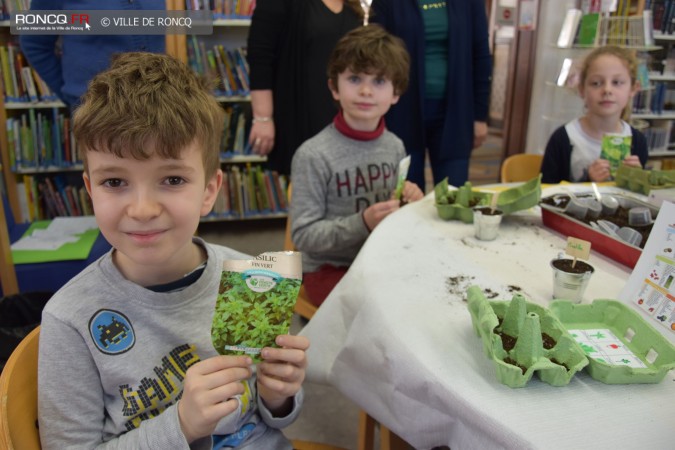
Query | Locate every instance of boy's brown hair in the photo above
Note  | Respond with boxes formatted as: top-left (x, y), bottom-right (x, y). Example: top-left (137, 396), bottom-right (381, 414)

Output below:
top-left (73, 52), bottom-right (224, 181)
top-left (327, 24), bottom-right (410, 95)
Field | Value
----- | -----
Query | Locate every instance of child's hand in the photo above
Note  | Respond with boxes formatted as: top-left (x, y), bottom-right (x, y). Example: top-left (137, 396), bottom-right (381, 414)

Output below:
top-left (401, 181), bottom-right (424, 203)
top-left (257, 334), bottom-right (310, 415)
top-left (588, 159), bottom-right (611, 182)
top-left (622, 154), bottom-right (641, 168)
top-left (178, 355), bottom-right (252, 443)
top-left (363, 199), bottom-right (400, 231)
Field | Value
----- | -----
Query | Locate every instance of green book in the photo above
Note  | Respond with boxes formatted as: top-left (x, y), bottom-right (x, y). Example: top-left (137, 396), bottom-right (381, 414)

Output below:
top-left (601, 134), bottom-right (631, 177)
top-left (577, 13), bottom-right (600, 47)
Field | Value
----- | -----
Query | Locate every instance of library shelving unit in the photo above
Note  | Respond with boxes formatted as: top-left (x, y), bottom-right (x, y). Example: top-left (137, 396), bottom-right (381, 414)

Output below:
top-left (0, 4), bottom-right (288, 224)
top-left (168, 5), bottom-right (289, 222)
top-left (633, 30), bottom-right (675, 167)
top-left (0, 17), bottom-right (83, 224)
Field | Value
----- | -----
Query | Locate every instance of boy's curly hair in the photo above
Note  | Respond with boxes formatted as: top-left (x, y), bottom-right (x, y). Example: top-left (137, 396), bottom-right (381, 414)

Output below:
top-left (73, 52), bottom-right (224, 181)
top-left (327, 24), bottom-right (410, 95)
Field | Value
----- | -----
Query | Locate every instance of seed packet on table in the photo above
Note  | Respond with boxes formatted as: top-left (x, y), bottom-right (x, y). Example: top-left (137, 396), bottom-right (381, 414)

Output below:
top-left (211, 251), bottom-right (302, 363)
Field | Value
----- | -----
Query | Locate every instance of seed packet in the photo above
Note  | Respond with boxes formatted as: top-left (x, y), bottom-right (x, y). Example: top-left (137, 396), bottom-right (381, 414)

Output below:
top-left (394, 155), bottom-right (411, 201)
top-left (601, 134), bottom-right (631, 178)
top-left (211, 251), bottom-right (302, 362)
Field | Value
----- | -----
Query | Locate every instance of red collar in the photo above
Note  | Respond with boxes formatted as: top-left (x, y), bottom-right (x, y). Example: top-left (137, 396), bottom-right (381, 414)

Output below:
top-left (333, 110), bottom-right (385, 141)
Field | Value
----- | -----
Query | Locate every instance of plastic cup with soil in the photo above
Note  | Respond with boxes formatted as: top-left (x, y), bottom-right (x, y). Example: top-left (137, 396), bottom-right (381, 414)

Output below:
top-left (550, 258), bottom-right (595, 303)
top-left (472, 207), bottom-right (503, 241)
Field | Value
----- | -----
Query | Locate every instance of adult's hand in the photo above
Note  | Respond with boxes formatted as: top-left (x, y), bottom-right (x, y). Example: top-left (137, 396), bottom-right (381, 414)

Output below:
top-left (473, 121), bottom-right (488, 149)
top-left (249, 120), bottom-right (275, 155)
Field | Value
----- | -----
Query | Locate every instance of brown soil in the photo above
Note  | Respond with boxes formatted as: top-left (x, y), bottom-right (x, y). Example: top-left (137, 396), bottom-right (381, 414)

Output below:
top-left (497, 330), bottom-right (518, 351)
top-left (542, 333), bottom-right (557, 349)
top-left (540, 194), bottom-right (653, 249)
top-left (503, 357), bottom-right (527, 374)
top-left (551, 258), bottom-right (594, 274)
top-left (495, 329), bottom-right (557, 351)
top-left (549, 358), bottom-right (570, 371)
top-left (474, 206), bottom-right (503, 216)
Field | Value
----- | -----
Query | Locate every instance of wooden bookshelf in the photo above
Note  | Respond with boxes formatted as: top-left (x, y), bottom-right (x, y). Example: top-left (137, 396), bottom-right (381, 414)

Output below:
top-left (0, 3), bottom-right (288, 224)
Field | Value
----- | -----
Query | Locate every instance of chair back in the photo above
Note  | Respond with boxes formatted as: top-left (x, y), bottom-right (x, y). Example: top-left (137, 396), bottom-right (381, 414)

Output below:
top-left (0, 326), bottom-right (41, 450)
top-left (500, 153), bottom-right (543, 183)
top-left (283, 183), bottom-right (317, 320)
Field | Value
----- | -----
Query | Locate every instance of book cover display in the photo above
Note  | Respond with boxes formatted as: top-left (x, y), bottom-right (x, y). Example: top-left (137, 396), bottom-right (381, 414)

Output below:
top-left (211, 251), bottom-right (302, 362)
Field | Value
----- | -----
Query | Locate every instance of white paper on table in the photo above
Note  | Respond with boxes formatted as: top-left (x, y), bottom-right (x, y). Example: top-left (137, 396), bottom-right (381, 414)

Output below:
top-left (10, 216), bottom-right (98, 251)
top-left (618, 201), bottom-right (675, 344)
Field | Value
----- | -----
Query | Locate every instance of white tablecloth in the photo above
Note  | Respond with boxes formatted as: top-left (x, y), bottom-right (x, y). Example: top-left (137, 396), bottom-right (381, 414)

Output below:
top-left (301, 192), bottom-right (675, 450)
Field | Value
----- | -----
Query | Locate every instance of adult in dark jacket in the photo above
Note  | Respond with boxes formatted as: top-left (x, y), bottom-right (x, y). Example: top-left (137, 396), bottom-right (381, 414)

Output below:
top-left (371, 0), bottom-right (492, 190)
top-left (247, 0), bottom-right (361, 175)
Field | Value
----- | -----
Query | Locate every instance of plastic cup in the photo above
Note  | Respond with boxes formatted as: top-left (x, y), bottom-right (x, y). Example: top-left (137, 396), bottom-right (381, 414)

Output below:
top-left (585, 199), bottom-right (602, 220)
top-left (564, 197), bottom-right (588, 220)
top-left (473, 207), bottom-right (503, 241)
top-left (601, 196), bottom-right (619, 215)
top-left (597, 219), bottom-right (620, 237)
top-left (628, 207), bottom-right (652, 227)
top-left (617, 226), bottom-right (643, 247)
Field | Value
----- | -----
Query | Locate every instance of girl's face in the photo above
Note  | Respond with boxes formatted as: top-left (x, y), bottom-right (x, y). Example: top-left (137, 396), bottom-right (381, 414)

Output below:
top-left (579, 54), bottom-right (638, 120)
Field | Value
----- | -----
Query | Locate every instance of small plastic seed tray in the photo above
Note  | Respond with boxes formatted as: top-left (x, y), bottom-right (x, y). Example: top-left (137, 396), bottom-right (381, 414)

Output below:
top-left (549, 299), bottom-right (675, 384)
top-left (467, 286), bottom-right (589, 388)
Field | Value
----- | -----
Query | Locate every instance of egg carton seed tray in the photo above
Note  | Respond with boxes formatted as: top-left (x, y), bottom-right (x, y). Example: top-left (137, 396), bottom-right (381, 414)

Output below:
top-left (466, 286), bottom-right (589, 388)
top-left (549, 299), bottom-right (675, 384)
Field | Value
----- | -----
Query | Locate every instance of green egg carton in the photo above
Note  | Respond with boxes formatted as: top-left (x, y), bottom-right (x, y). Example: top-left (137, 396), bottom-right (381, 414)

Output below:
top-left (467, 286), bottom-right (589, 388)
top-left (434, 176), bottom-right (542, 223)
top-left (549, 299), bottom-right (675, 384)
top-left (434, 180), bottom-right (490, 223)
top-left (615, 165), bottom-right (675, 195)
top-left (495, 174), bottom-right (542, 215)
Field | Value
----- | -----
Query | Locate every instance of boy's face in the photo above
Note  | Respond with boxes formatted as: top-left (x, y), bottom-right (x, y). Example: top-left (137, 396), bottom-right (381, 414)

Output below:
top-left (329, 68), bottom-right (400, 131)
top-left (83, 141), bottom-right (222, 286)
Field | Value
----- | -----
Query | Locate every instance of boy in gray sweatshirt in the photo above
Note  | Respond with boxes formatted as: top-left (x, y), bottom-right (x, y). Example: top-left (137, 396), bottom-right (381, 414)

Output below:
top-left (290, 25), bottom-right (424, 307)
top-left (37, 52), bottom-right (309, 450)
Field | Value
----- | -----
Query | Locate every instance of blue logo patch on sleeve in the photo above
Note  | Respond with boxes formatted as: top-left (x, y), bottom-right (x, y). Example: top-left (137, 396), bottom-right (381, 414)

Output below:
top-left (89, 309), bottom-right (135, 355)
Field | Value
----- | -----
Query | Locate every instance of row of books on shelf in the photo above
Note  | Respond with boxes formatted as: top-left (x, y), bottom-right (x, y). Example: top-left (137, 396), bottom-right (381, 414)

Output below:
top-left (188, 38), bottom-right (250, 97)
top-left (15, 164), bottom-right (287, 222)
top-left (185, 0), bottom-right (256, 19)
top-left (557, 7), bottom-right (655, 48)
top-left (652, 0), bottom-right (675, 34)
top-left (0, 0), bottom-right (27, 20)
top-left (632, 81), bottom-right (675, 114)
top-left (209, 165), bottom-right (288, 219)
top-left (17, 174), bottom-right (94, 221)
top-left (0, 43), bottom-right (59, 104)
top-left (6, 108), bottom-right (80, 171)
top-left (643, 119), bottom-right (675, 152)
top-left (6, 102), bottom-right (252, 171)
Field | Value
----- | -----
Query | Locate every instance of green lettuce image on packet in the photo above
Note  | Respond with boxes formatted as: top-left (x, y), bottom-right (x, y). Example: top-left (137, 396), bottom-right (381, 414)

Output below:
top-left (211, 251), bottom-right (302, 363)
top-left (601, 134), bottom-right (631, 177)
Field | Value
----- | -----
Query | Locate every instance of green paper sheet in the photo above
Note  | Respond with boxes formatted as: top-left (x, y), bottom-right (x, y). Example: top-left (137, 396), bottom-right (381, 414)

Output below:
top-left (11, 220), bottom-right (100, 264)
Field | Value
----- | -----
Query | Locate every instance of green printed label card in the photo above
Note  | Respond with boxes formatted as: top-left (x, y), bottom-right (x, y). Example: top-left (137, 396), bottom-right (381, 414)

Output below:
top-left (601, 134), bottom-right (631, 177)
top-left (211, 251), bottom-right (302, 362)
